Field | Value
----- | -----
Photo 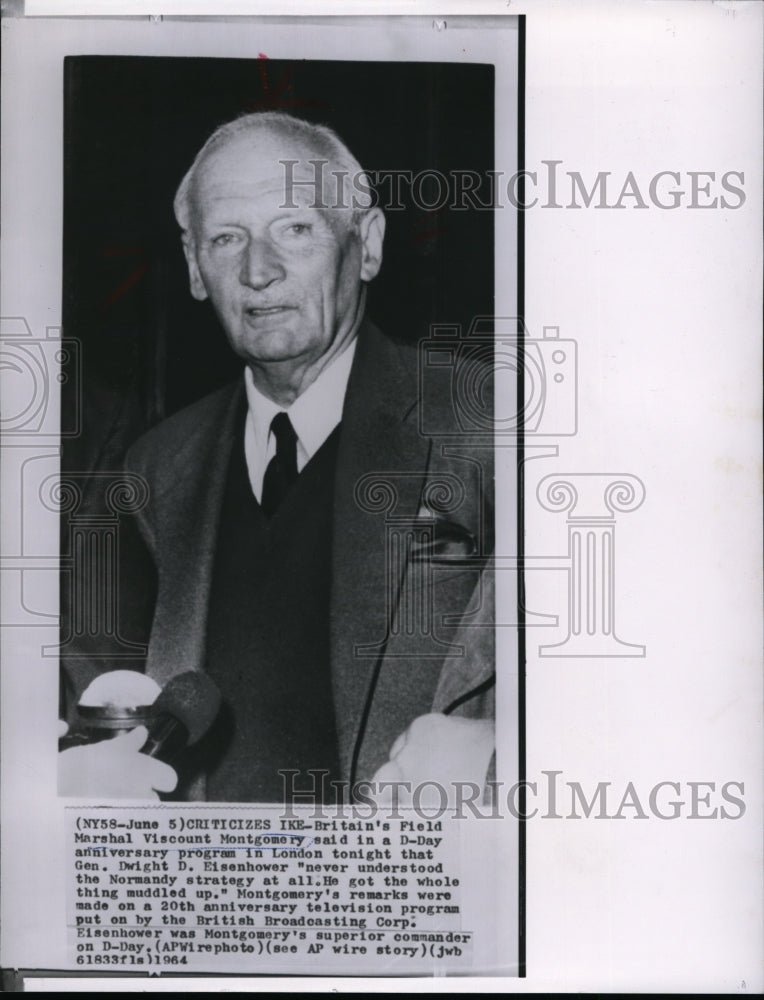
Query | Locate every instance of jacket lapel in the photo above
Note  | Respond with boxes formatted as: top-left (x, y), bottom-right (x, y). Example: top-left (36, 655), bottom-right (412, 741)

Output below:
top-left (330, 322), bottom-right (430, 782)
top-left (330, 323), bottom-right (496, 783)
top-left (144, 382), bottom-right (244, 687)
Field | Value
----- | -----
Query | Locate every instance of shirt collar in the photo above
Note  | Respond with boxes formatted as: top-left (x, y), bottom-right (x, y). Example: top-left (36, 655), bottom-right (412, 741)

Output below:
top-left (244, 337), bottom-right (357, 461)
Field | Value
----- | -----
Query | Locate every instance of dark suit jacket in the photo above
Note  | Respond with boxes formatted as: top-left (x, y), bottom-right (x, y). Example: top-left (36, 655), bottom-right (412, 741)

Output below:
top-left (125, 320), bottom-right (495, 796)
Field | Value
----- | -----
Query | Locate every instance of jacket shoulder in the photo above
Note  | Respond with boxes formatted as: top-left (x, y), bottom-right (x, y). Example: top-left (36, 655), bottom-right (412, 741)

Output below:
top-left (125, 381), bottom-right (242, 490)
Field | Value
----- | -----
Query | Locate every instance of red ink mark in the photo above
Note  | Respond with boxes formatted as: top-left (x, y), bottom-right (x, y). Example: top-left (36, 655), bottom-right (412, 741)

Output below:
top-left (413, 208), bottom-right (446, 229)
top-left (412, 229), bottom-right (445, 245)
top-left (246, 60), bottom-right (330, 112)
top-left (102, 262), bottom-right (148, 311)
top-left (99, 246), bottom-right (149, 312)
top-left (412, 207), bottom-right (446, 243)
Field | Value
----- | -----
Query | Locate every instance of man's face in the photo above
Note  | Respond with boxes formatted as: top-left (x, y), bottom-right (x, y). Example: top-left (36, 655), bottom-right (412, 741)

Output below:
top-left (184, 130), bottom-right (383, 373)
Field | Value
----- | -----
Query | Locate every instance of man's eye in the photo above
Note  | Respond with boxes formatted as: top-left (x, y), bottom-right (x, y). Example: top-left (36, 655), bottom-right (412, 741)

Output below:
top-left (211, 233), bottom-right (240, 247)
top-left (284, 223), bottom-right (311, 237)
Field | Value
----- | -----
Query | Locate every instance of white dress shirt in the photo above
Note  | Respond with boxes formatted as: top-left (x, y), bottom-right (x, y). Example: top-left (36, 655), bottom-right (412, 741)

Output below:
top-left (243, 339), bottom-right (358, 502)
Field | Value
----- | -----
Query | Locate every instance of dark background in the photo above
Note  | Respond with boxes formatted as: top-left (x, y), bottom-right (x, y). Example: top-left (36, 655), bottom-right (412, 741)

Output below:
top-left (62, 56), bottom-right (495, 474)
top-left (59, 56), bottom-right (495, 696)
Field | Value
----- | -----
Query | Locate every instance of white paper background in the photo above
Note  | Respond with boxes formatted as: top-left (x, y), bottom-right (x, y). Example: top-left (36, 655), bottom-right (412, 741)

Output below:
top-left (2, 0), bottom-right (762, 993)
top-left (0, 8), bottom-right (520, 984)
top-left (522, 4), bottom-right (762, 994)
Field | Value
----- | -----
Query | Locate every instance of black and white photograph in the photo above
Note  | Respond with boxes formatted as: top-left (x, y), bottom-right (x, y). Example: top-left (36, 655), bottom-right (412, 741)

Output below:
top-left (2, 13), bottom-right (521, 982)
top-left (56, 56), bottom-right (506, 809)
top-left (0, 2), bottom-right (761, 993)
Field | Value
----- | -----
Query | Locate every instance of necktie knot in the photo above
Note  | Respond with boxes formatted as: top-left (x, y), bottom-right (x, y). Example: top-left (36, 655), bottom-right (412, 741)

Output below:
top-left (261, 412), bottom-right (298, 517)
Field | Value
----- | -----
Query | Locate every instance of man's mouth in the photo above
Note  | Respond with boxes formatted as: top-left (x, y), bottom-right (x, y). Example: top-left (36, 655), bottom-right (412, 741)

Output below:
top-left (244, 305), bottom-right (293, 316)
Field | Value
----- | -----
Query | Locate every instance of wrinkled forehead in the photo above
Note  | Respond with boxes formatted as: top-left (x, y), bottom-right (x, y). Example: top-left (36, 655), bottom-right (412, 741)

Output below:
top-left (191, 129), bottom-right (336, 218)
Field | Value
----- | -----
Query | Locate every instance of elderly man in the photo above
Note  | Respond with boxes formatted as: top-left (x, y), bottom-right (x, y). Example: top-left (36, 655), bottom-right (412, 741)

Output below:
top-left (60, 111), bottom-right (495, 803)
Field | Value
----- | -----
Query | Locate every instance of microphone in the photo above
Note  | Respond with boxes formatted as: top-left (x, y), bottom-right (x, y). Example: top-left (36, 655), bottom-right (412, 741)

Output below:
top-left (59, 670), bottom-right (221, 764)
top-left (141, 671), bottom-right (221, 763)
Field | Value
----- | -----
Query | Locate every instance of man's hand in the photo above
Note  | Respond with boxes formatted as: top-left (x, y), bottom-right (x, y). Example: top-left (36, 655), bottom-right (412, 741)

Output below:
top-left (370, 713), bottom-right (494, 809)
top-left (58, 725), bottom-right (178, 800)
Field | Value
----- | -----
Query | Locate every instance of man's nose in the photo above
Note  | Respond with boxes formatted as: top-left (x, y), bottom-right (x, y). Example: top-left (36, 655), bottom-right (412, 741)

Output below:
top-left (239, 237), bottom-right (285, 289)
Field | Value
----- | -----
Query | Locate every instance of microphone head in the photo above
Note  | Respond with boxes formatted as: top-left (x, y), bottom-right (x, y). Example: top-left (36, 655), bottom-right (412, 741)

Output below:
top-left (149, 671), bottom-right (221, 745)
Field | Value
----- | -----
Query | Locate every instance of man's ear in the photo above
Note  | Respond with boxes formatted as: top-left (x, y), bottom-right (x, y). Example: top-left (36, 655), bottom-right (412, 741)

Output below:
top-left (358, 207), bottom-right (385, 283)
top-left (182, 234), bottom-right (208, 302)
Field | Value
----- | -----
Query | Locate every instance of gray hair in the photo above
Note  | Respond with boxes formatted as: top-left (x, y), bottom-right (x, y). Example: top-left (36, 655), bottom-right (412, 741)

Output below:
top-left (173, 111), bottom-right (374, 235)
